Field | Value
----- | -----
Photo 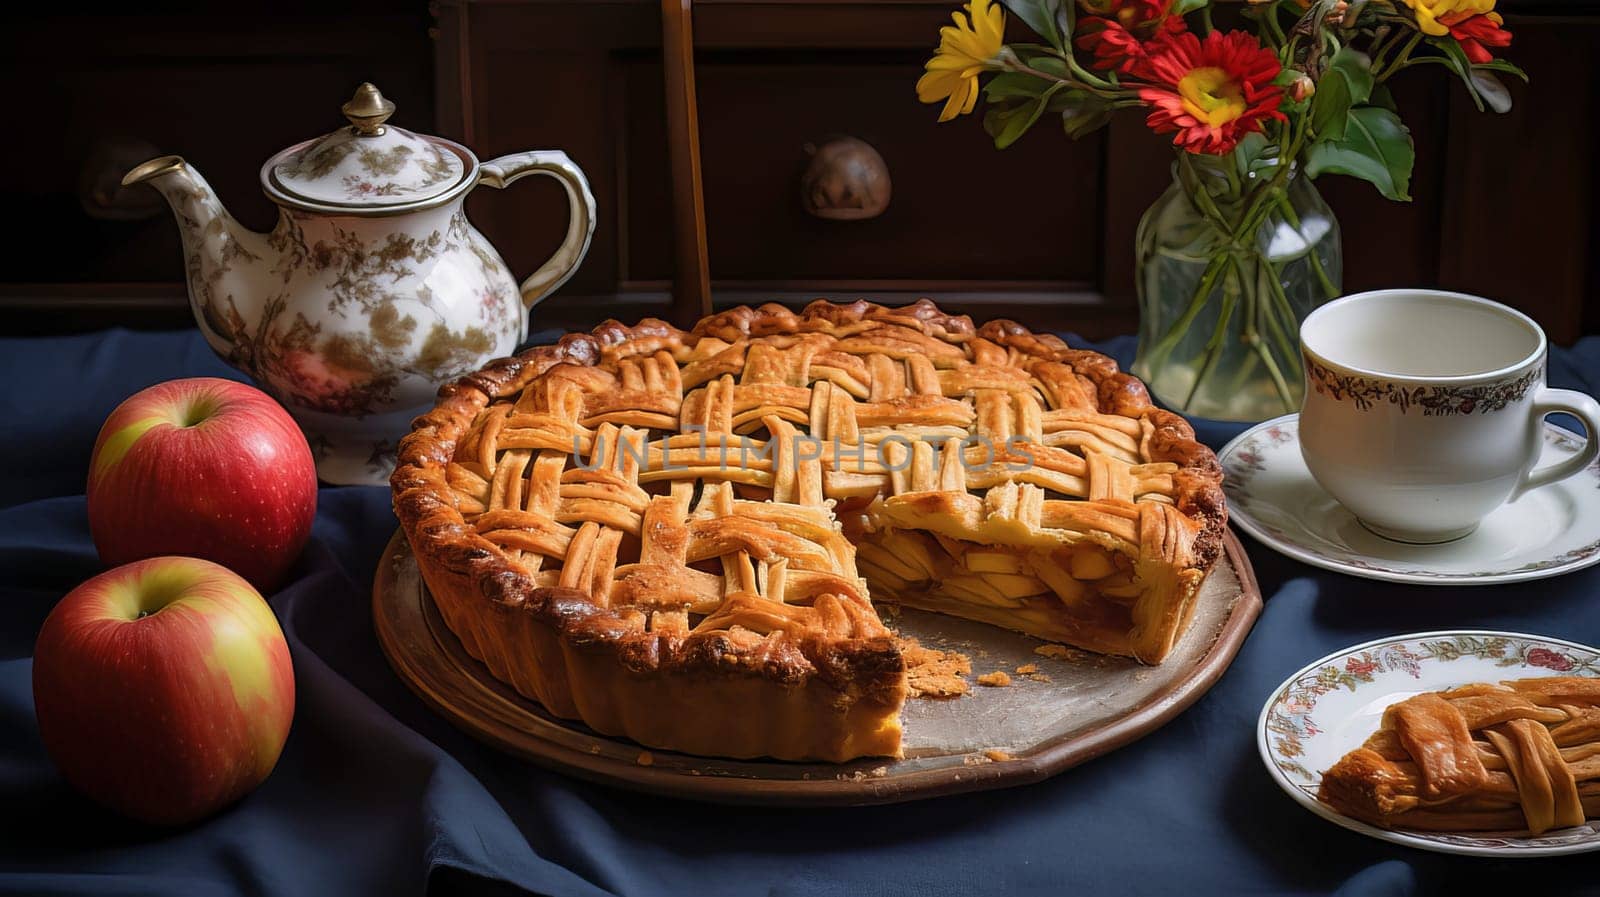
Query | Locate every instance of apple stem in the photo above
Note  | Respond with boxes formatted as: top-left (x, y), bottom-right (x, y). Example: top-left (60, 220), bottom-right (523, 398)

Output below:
top-left (178, 395), bottom-right (222, 428)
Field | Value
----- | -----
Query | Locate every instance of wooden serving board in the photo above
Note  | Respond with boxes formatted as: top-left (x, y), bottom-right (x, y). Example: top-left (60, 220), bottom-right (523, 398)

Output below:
top-left (373, 529), bottom-right (1262, 806)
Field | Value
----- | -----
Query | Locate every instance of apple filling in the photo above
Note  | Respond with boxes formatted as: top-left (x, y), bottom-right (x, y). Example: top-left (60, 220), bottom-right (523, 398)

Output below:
top-left (854, 524), bottom-right (1171, 658)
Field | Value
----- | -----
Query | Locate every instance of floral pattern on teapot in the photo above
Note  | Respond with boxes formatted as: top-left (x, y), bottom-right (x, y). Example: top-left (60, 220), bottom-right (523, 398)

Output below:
top-left (275, 130), bottom-right (463, 204)
top-left (162, 173), bottom-right (522, 422)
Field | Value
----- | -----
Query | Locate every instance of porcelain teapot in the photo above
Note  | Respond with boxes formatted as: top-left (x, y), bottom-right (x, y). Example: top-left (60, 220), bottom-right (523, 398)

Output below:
top-left (123, 83), bottom-right (596, 484)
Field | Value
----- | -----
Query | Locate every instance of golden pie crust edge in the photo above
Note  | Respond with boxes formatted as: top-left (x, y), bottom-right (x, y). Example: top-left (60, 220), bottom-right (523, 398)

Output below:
top-left (391, 300), bottom-right (1227, 762)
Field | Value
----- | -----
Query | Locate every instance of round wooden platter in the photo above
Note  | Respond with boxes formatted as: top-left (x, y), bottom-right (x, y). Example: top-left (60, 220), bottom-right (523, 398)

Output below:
top-left (373, 529), bottom-right (1263, 806)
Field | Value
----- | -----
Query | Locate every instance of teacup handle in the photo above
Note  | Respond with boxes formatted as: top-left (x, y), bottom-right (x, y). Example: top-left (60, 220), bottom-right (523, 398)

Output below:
top-left (1512, 387), bottom-right (1600, 499)
top-left (478, 150), bottom-right (598, 310)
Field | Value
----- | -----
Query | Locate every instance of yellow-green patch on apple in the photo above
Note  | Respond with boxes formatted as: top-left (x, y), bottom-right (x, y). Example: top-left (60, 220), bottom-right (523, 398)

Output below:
top-left (90, 416), bottom-right (166, 484)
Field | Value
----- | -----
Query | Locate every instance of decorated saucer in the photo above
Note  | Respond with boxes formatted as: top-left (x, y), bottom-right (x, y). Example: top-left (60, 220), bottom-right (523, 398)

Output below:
top-left (1218, 414), bottom-right (1600, 584)
top-left (1257, 630), bottom-right (1600, 857)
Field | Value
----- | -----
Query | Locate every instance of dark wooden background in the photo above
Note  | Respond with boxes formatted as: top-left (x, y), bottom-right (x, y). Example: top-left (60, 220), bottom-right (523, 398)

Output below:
top-left (5, 1), bottom-right (1596, 341)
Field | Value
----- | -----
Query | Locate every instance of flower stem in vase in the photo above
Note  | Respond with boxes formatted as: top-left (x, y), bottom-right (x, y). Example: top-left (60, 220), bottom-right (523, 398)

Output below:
top-left (1136, 156), bottom-right (1340, 420)
top-left (1273, 192), bottom-right (1339, 302)
top-left (1247, 253), bottom-right (1297, 411)
top-left (1257, 258), bottom-right (1305, 383)
top-left (1182, 255), bottom-right (1241, 412)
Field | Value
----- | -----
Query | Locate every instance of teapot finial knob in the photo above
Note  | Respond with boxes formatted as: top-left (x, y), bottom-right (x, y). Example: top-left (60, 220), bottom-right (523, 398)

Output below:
top-left (342, 83), bottom-right (396, 136)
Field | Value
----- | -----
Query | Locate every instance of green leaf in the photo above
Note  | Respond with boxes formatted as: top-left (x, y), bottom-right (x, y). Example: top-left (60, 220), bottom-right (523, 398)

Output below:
top-left (1310, 47), bottom-right (1374, 142)
top-left (1023, 53), bottom-right (1070, 78)
top-left (979, 83), bottom-right (1068, 148)
top-left (1005, 42), bottom-right (1060, 57)
top-left (1432, 38), bottom-right (1480, 110)
top-left (1429, 38), bottom-right (1514, 113)
top-left (983, 72), bottom-right (1051, 100)
top-left (1000, 0), bottom-right (1067, 51)
top-left (1305, 106), bottom-right (1415, 201)
top-left (1328, 47), bottom-right (1375, 104)
top-left (983, 98), bottom-right (1026, 142)
top-left (1172, 0), bottom-right (1208, 13)
top-left (1052, 90), bottom-right (1112, 139)
top-left (1230, 133), bottom-right (1276, 181)
top-left (1474, 58), bottom-right (1528, 82)
top-left (1310, 74), bottom-right (1353, 142)
top-left (1368, 83), bottom-right (1397, 113)
top-left (1470, 69), bottom-right (1512, 113)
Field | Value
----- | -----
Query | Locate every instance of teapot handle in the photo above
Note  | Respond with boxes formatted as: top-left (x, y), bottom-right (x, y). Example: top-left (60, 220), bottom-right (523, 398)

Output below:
top-left (478, 151), bottom-right (597, 309)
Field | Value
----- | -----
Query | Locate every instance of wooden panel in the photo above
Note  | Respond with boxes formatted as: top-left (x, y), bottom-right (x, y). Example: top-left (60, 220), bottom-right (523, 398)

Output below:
top-left (1437, 21), bottom-right (1598, 345)
top-left (0, 10), bottom-right (432, 285)
top-left (689, 55), bottom-right (1103, 283)
top-left (6, 0), bottom-right (1598, 344)
top-left (662, 0), bottom-right (714, 323)
top-left (1319, 72), bottom-right (1450, 296)
top-left (622, 53), bottom-right (678, 283)
top-left (451, 2), bottom-right (660, 300)
top-left (1101, 116), bottom-right (1179, 302)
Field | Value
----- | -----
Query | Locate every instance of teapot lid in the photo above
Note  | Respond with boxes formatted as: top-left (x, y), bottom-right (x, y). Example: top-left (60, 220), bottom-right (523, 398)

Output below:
top-left (263, 83), bottom-right (472, 212)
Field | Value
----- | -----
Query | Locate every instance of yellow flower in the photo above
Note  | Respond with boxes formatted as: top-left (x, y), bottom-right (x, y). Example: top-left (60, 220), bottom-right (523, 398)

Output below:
top-left (1400, 0), bottom-right (1497, 37)
top-left (917, 0), bottom-right (1007, 122)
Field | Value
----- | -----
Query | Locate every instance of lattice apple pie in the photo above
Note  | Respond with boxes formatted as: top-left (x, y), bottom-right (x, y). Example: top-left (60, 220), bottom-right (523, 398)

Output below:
top-left (1319, 678), bottom-right (1600, 835)
top-left (392, 300), bottom-right (1226, 761)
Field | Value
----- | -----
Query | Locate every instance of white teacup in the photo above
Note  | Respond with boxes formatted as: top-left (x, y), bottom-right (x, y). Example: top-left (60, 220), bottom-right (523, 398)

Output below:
top-left (1298, 289), bottom-right (1600, 544)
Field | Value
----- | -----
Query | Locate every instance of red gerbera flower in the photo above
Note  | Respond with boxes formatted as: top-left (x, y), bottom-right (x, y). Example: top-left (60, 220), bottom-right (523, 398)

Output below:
top-left (1139, 30), bottom-right (1287, 155)
top-left (1443, 11), bottom-right (1512, 64)
top-left (1075, 0), bottom-right (1186, 78)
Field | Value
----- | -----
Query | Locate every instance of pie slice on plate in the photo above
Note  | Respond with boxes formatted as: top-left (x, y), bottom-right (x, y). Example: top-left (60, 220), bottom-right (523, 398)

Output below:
top-left (392, 300), bottom-right (1226, 762)
top-left (1319, 677), bottom-right (1600, 834)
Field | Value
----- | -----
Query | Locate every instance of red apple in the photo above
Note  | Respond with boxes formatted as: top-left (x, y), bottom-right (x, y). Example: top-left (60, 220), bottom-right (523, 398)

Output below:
top-left (32, 556), bottom-right (295, 825)
top-left (88, 377), bottom-right (316, 591)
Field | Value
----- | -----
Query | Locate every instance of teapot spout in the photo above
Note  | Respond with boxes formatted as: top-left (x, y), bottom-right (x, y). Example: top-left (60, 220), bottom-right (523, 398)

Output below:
top-left (121, 154), bottom-right (190, 191)
top-left (123, 155), bottom-right (273, 367)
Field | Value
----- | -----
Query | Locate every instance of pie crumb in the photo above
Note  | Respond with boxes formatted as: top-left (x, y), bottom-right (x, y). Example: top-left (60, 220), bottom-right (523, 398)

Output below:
top-left (977, 671), bottom-right (1012, 687)
top-left (636, 751), bottom-right (654, 766)
top-left (962, 754), bottom-right (991, 766)
top-left (902, 639), bottom-right (972, 698)
top-left (984, 749), bottom-right (1013, 762)
top-left (1034, 643), bottom-right (1077, 661)
top-left (870, 766), bottom-right (888, 777)
top-left (1015, 663), bottom-right (1051, 683)
top-left (1035, 642), bottom-right (1109, 665)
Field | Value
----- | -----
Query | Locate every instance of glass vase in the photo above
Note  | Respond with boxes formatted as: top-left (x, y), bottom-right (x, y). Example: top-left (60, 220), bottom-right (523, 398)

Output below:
top-left (1131, 150), bottom-right (1342, 422)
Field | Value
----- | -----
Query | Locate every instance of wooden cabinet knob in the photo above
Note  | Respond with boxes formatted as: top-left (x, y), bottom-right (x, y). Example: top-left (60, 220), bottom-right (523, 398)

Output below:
top-left (801, 136), bottom-right (890, 221)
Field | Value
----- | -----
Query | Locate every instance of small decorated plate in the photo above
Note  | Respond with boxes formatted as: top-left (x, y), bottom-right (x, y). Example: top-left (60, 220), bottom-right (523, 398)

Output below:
top-left (1219, 415), bottom-right (1600, 584)
top-left (1257, 630), bottom-right (1600, 857)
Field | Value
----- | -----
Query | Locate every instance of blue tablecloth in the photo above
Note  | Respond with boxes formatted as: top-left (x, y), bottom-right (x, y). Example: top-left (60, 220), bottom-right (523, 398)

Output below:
top-left (3, 327), bottom-right (1600, 897)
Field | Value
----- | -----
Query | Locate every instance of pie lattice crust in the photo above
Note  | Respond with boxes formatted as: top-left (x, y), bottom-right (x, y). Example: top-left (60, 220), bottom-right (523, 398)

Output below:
top-left (393, 300), bottom-right (1225, 762)
top-left (1319, 677), bottom-right (1600, 835)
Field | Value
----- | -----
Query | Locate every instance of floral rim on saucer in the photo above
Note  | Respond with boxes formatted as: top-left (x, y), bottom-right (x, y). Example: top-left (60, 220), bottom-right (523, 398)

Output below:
top-left (1218, 415), bottom-right (1600, 584)
top-left (1258, 630), bottom-right (1600, 856)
